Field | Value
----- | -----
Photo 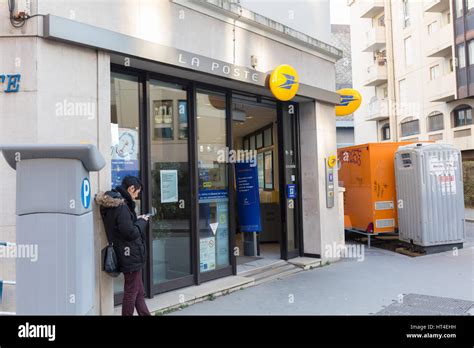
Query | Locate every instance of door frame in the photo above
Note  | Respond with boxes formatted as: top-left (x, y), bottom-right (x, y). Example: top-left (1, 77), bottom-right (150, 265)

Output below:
top-left (278, 102), bottom-right (304, 260)
top-left (110, 65), bottom-right (304, 305)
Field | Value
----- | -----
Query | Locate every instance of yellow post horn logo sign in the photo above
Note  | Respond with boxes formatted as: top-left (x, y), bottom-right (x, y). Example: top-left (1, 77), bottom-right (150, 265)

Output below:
top-left (335, 88), bottom-right (362, 116)
top-left (269, 65), bottom-right (299, 101)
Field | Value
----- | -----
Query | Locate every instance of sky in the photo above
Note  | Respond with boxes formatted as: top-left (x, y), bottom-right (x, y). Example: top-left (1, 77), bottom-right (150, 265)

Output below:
top-left (330, 0), bottom-right (350, 25)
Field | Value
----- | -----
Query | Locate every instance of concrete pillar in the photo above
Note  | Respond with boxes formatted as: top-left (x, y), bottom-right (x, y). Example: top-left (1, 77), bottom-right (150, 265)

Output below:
top-left (300, 101), bottom-right (344, 263)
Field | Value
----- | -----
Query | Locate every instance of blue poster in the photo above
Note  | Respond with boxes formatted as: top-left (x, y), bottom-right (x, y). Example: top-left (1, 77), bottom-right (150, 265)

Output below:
top-left (235, 162), bottom-right (262, 233)
top-left (111, 159), bottom-right (139, 189)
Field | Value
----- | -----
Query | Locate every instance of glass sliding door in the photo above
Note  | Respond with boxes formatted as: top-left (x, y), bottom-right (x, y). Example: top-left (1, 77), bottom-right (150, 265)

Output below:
top-left (110, 72), bottom-right (142, 301)
top-left (196, 90), bottom-right (231, 275)
top-left (149, 79), bottom-right (193, 293)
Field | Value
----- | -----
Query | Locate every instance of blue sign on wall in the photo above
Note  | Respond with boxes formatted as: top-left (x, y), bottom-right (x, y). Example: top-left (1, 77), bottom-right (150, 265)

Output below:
top-left (287, 184), bottom-right (297, 199)
top-left (235, 162), bottom-right (262, 233)
top-left (0, 74), bottom-right (21, 92)
top-left (81, 178), bottom-right (91, 209)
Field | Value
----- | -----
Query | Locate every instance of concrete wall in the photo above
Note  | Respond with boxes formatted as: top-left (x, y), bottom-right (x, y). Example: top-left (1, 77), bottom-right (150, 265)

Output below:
top-left (239, 0), bottom-right (331, 43)
top-left (0, 38), bottom-right (111, 315)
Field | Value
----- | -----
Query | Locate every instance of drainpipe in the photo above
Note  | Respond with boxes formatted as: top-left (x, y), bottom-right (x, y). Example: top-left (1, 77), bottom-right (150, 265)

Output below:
top-left (384, 0), bottom-right (398, 141)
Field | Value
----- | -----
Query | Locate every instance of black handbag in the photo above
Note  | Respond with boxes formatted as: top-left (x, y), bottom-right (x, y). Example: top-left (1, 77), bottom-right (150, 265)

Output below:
top-left (101, 209), bottom-right (120, 277)
top-left (102, 243), bottom-right (120, 277)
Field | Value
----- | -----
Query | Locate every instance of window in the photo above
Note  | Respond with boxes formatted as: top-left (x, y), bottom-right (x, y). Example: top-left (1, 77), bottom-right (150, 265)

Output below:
top-left (381, 123), bottom-right (390, 141)
top-left (401, 119), bottom-right (420, 137)
top-left (243, 124), bottom-right (274, 190)
top-left (149, 79), bottom-right (192, 286)
top-left (402, 0), bottom-right (410, 28)
top-left (454, 106), bottom-right (473, 127)
top-left (450, 58), bottom-right (454, 72)
top-left (468, 0), bottom-right (474, 11)
top-left (110, 72), bottom-right (141, 295)
top-left (404, 36), bottom-right (413, 66)
top-left (468, 40), bottom-right (474, 66)
top-left (428, 21), bottom-right (439, 35)
top-left (456, 0), bottom-right (464, 18)
top-left (430, 65), bottom-right (440, 80)
top-left (264, 151), bottom-right (273, 190)
top-left (428, 112), bottom-right (444, 132)
top-left (458, 44), bottom-right (466, 69)
top-left (152, 100), bottom-right (174, 140)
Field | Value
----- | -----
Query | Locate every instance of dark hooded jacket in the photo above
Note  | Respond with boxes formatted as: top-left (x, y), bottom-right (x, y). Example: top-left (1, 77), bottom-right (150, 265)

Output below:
top-left (95, 185), bottom-right (147, 273)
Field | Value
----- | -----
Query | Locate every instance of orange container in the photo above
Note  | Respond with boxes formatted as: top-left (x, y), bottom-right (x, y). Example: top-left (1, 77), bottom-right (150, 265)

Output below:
top-left (337, 142), bottom-right (413, 234)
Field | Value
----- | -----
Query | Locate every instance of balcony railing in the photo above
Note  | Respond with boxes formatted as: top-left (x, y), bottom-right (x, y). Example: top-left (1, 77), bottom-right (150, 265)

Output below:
top-left (426, 24), bottom-right (453, 58)
top-left (360, 0), bottom-right (385, 18)
top-left (366, 98), bottom-right (390, 121)
top-left (424, 0), bottom-right (450, 13)
top-left (426, 72), bottom-right (455, 103)
top-left (363, 61), bottom-right (388, 87)
top-left (363, 26), bottom-right (386, 52)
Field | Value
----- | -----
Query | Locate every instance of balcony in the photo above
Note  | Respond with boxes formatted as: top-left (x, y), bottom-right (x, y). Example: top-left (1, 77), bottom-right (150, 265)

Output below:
top-left (426, 72), bottom-right (456, 102)
top-left (362, 26), bottom-right (386, 52)
top-left (426, 24), bottom-right (453, 58)
top-left (424, 0), bottom-right (450, 13)
top-left (360, 0), bottom-right (384, 18)
top-left (363, 61), bottom-right (388, 87)
top-left (366, 98), bottom-right (390, 121)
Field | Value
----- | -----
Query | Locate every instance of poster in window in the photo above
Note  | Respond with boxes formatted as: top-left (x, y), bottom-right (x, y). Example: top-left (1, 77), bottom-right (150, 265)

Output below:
top-left (216, 202), bottom-right (229, 266)
top-left (111, 128), bottom-right (139, 188)
top-left (200, 237), bottom-right (216, 272)
top-left (160, 170), bottom-right (178, 203)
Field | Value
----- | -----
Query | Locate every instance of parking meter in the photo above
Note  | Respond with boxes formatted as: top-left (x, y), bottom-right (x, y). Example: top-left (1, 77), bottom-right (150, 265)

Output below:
top-left (0, 144), bottom-right (105, 315)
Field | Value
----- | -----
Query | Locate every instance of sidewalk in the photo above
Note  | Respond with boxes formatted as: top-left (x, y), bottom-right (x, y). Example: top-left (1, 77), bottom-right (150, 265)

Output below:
top-left (168, 224), bottom-right (474, 315)
top-left (114, 257), bottom-right (320, 315)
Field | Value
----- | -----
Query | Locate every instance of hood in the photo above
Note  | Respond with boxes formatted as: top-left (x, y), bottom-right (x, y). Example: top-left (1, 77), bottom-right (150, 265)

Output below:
top-left (95, 191), bottom-right (125, 208)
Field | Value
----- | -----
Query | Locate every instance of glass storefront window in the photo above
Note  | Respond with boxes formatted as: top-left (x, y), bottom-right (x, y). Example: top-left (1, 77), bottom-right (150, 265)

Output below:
top-left (110, 72), bottom-right (141, 295)
top-left (256, 133), bottom-right (263, 149)
top-left (149, 80), bottom-right (192, 285)
top-left (257, 153), bottom-right (264, 189)
top-left (196, 90), bottom-right (230, 272)
top-left (264, 127), bottom-right (273, 147)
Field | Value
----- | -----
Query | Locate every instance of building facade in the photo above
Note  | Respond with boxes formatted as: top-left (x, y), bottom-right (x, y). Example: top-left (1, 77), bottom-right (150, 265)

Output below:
top-left (0, 0), bottom-right (344, 314)
top-left (349, 0), bottom-right (474, 161)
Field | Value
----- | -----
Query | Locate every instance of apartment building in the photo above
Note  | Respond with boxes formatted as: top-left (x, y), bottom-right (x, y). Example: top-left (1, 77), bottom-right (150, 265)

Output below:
top-left (349, 0), bottom-right (474, 161)
top-left (332, 24), bottom-right (356, 148)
